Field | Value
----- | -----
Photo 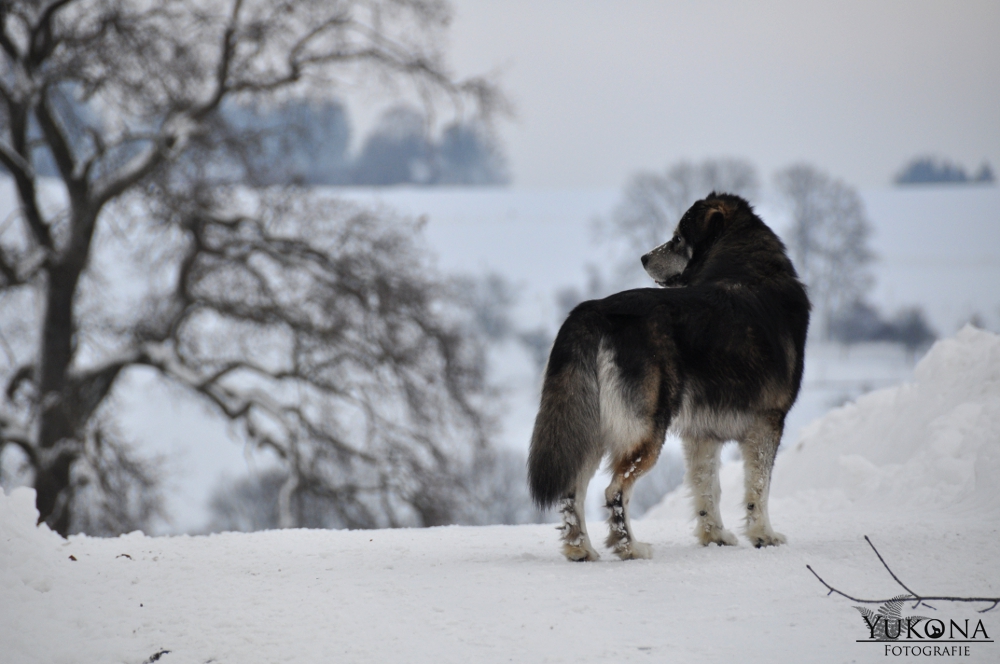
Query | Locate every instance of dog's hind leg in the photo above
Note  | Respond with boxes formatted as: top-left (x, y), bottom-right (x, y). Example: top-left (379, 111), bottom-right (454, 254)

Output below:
top-left (741, 414), bottom-right (786, 548)
top-left (604, 436), bottom-right (664, 560)
top-left (559, 458), bottom-right (602, 561)
top-left (683, 436), bottom-right (738, 546)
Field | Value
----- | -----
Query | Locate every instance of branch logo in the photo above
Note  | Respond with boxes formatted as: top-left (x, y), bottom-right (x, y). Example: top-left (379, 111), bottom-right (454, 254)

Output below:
top-left (808, 536), bottom-right (999, 657)
top-left (853, 595), bottom-right (993, 657)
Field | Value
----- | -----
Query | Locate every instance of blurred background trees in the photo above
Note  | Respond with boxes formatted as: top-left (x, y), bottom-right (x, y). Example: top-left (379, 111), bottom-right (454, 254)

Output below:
top-left (775, 163), bottom-right (876, 338)
top-left (895, 157), bottom-right (994, 186)
top-left (0, 0), bottom-right (517, 536)
top-left (601, 158), bottom-right (760, 286)
top-left (827, 301), bottom-right (937, 354)
top-left (352, 105), bottom-right (508, 186)
top-left (221, 99), bottom-right (353, 187)
top-left (206, 444), bottom-right (543, 532)
top-left (775, 163), bottom-right (936, 348)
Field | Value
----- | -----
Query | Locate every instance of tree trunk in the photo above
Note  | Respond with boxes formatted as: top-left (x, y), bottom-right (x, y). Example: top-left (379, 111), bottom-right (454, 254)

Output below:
top-left (33, 448), bottom-right (76, 536)
top-left (34, 261), bottom-right (85, 535)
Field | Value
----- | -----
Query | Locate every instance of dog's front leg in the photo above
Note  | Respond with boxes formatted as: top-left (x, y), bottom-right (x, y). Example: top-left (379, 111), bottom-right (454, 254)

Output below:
top-left (741, 416), bottom-right (786, 548)
top-left (683, 436), bottom-right (737, 546)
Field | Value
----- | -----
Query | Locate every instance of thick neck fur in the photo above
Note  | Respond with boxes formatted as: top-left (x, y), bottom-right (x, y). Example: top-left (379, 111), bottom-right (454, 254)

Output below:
top-left (682, 195), bottom-right (801, 290)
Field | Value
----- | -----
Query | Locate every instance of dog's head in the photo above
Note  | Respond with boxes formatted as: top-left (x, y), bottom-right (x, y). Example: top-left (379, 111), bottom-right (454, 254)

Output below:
top-left (641, 195), bottom-right (732, 286)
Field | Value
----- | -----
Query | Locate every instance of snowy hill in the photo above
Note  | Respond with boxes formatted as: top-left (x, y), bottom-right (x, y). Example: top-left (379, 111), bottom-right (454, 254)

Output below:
top-left (3, 327), bottom-right (999, 663)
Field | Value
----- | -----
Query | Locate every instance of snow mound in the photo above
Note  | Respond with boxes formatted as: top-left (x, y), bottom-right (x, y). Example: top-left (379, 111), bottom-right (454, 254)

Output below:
top-left (647, 325), bottom-right (1000, 522)
top-left (0, 488), bottom-right (66, 599)
top-left (775, 325), bottom-right (1000, 511)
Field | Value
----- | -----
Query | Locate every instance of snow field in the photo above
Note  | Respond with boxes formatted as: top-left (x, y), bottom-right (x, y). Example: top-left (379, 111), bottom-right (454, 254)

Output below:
top-left (3, 327), bottom-right (999, 663)
top-left (1, 489), bottom-right (997, 663)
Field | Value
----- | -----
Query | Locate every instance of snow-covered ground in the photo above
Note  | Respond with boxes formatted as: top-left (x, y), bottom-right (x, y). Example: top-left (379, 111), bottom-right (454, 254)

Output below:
top-left (3, 327), bottom-right (999, 663)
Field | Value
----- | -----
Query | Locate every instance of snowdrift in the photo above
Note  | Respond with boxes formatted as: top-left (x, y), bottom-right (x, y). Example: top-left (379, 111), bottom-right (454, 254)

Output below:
top-left (2, 328), bottom-right (999, 663)
top-left (775, 325), bottom-right (1000, 512)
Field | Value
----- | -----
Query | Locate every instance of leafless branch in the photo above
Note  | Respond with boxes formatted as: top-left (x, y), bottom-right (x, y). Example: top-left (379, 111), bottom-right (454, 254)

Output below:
top-left (0, 6), bottom-right (22, 60)
top-left (0, 425), bottom-right (37, 465)
top-left (807, 536), bottom-right (1000, 613)
top-left (0, 145), bottom-right (54, 250)
top-left (0, 141), bottom-right (33, 181)
top-left (27, 0), bottom-right (76, 69)
top-left (0, 244), bottom-right (22, 286)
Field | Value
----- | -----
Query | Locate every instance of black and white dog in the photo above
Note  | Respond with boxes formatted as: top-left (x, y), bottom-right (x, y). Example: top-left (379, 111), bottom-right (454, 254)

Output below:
top-left (528, 193), bottom-right (810, 560)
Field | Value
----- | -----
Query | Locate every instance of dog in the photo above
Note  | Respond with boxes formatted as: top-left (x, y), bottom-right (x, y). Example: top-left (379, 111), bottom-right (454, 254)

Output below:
top-left (527, 193), bottom-right (810, 561)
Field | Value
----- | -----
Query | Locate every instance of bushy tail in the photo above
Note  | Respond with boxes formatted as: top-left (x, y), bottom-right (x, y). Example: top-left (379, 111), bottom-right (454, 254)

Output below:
top-left (527, 311), bottom-right (604, 508)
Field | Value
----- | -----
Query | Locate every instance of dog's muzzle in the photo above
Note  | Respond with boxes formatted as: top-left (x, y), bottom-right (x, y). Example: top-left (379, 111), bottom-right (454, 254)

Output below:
top-left (642, 237), bottom-right (690, 287)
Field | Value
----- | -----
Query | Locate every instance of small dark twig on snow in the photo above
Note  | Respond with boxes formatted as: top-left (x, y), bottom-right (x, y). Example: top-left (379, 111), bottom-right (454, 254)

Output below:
top-left (806, 535), bottom-right (1000, 613)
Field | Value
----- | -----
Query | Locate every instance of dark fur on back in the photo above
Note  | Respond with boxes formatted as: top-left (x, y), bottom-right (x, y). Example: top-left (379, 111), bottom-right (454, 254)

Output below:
top-left (528, 193), bottom-right (810, 510)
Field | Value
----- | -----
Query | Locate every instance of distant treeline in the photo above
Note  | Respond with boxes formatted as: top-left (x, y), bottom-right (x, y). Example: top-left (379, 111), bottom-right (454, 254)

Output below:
top-left (2, 98), bottom-right (509, 188)
top-left (226, 101), bottom-right (509, 187)
top-left (828, 301), bottom-right (936, 352)
top-left (895, 157), bottom-right (994, 186)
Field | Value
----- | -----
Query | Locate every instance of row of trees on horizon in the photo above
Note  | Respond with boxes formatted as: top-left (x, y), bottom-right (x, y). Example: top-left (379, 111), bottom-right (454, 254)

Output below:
top-left (895, 157), bottom-right (994, 186)
top-left (8, 87), bottom-right (986, 193)
top-left (2, 96), bottom-right (510, 188)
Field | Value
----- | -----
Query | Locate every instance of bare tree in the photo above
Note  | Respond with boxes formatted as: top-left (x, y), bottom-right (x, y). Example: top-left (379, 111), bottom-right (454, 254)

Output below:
top-left (66, 421), bottom-right (167, 536)
top-left (207, 444), bottom-right (549, 533)
top-left (0, 0), bottom-right (502, 536)
top-left (207, 468), bottom-right (287, 533)
top-left (775, 164), bottom-right (874, 338)
top-left (601, 158), bottom-right (760, 286)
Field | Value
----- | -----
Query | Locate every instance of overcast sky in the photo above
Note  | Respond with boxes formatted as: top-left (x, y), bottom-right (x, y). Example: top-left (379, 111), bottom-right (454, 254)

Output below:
top-left (416, 0), bottom-right (1000, 189)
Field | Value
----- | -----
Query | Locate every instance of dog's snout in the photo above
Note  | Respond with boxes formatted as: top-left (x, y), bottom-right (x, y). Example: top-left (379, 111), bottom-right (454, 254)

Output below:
top-left (641, 253), bottom-right (650, 267)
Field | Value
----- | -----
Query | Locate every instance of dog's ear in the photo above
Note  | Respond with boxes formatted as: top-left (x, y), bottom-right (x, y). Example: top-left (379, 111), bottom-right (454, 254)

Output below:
top-left (688, 206), bottom-right (726, 246)
top-left (704, 208), bottom-right (726, 237)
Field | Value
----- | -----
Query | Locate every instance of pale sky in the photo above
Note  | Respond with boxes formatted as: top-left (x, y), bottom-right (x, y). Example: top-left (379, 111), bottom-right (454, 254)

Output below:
top-left (424, 0), bottom-right (1000, 189)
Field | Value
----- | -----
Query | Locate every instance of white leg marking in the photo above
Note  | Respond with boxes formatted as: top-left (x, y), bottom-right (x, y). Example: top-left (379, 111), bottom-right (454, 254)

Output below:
top-left (683, 437), bottom-right (737, 546)
top-left (560, 468), bottom-right (601, 561)
top-left (742, 418), bottom-right (786, 548)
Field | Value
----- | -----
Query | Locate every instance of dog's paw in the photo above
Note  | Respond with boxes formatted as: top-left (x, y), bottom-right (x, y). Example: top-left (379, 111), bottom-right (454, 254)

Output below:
top-left (698, 527), bottom-right (738, 547)
top-left (747, 529), bottom-right (786, 548)
top-left (563, 542), bottom-right (601, 562)
top-left (614, 541), bottom-right (653, 560)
